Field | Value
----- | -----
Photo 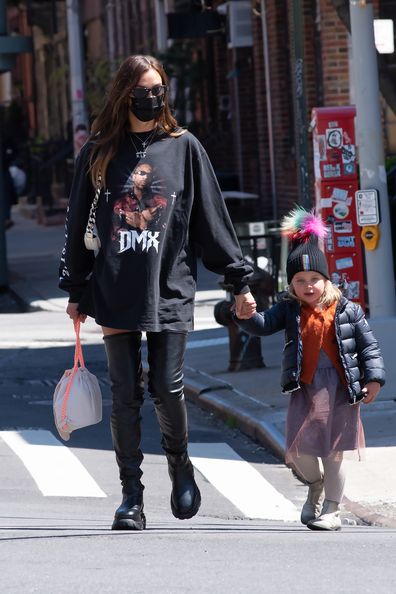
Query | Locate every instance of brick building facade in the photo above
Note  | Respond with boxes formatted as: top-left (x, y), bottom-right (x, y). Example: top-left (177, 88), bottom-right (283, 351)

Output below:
top-left (177, 0), bottom-right (389, 220)
top-left (202, 0), bottom-right (390, 219)
top-left (6, 0), bottom-right (396, 218)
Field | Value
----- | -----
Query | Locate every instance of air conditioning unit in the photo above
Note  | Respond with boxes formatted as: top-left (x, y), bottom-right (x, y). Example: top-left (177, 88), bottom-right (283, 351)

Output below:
top-left (227, 1), bottom-right (253, 49)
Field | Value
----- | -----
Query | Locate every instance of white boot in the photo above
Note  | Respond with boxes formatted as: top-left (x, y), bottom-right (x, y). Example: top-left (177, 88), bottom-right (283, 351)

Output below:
top-left (307, 499), bottom-right (341, 531)
top-left (300, 478), bottom-right (324, 525)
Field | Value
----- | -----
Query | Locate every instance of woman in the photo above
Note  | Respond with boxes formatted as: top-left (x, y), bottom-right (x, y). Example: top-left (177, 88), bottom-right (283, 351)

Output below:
top-left (59, 55), bottom-right (256, 531)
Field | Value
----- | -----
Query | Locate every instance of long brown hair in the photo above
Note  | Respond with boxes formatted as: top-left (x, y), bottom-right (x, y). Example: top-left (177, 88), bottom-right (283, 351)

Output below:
top-left (89, 55), bottom-right (184, 185)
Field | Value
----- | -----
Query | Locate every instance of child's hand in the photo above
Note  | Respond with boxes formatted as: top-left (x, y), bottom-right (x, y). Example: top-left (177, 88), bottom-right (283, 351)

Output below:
top-left (362, 381), bottom-right (381, 404)
top-left (234, 292), bottom-right (257, 319)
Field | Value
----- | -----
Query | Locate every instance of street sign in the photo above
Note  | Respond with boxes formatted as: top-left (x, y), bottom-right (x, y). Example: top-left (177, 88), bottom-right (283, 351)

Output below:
top-left (355, 189), bottom-right (380, 226)
top-left (374, 19), bottom-right (394, 54)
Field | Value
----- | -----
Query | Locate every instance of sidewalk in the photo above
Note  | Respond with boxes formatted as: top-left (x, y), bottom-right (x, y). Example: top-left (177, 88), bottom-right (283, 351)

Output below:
top-left (3, 207), bottom-right (396, 527)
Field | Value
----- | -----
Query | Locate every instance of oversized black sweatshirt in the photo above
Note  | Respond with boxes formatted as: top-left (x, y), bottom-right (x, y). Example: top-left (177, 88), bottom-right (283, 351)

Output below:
top-left (59, 130), bottom-right (253, 332)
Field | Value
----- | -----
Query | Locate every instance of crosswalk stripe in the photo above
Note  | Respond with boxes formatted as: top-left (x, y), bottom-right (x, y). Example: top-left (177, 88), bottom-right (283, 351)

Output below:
top-left (189, 442), bottom-right (299, 522)
top-left (0, 432), bottom-right (299, 515)
top-left (0, 430), bottom-right (107, 498)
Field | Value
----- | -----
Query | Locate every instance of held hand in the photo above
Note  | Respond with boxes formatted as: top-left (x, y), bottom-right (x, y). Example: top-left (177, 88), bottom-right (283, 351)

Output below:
top-left (125, 211), bottom-right (147, 230)
top-left (140, 206), bottom-right (159, 225)
top-left (234, 292), bottom-right (257, 320)
top-left (124, 207), bottom-right (160, 230)
top-left (66, 302), bottom-right (87, 324)
top-left (362, 381), bottom-right (381, 404)
top-left (145, 206), bottom-right (159, 217)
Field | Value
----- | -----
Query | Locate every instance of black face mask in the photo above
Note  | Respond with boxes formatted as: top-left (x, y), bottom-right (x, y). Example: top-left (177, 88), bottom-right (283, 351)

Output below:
top-left (130, 96), bottom-right (165, 122)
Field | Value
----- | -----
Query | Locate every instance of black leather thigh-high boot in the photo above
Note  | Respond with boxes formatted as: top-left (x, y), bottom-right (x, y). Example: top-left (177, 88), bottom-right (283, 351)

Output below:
top-left (147, 331), bottom-right (201, 520)
top-left (104, 331), bottom-right (146, 530)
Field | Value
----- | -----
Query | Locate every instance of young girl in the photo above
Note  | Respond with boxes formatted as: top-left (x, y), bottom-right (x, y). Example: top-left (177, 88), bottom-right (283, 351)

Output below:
top-left (235, 207), bottom-right (385, 531)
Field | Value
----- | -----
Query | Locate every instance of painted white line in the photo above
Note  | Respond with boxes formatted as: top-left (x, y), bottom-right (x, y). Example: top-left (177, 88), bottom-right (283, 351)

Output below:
top-left (186, 337), bottom-right (228, 350)
top-left (0, 342), bottom-right (76, 349)
top-left (0, 430), bottom-right (107, 498)
top-left (195, 290), bottom-right (226, 302)
top-left (30, 298), bottom-right (68, 312)
top-left (192, 323), bottom-right (223, 332)
top-left (189, 442), bottom-right (299, 521)
top-left (0, 338), bottom-right (104, 348)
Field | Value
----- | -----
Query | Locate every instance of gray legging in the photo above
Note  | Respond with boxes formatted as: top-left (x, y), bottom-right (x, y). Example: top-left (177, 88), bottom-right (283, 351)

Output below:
top-left (289, 452), bottom-right (346, 503)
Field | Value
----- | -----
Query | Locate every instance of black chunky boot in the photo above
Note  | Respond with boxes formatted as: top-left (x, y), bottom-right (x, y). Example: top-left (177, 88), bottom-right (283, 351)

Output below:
top-left (104, 332), bottom-right (146, 531)
top-left (146, 331), bottom-right (201, 520)
top-left (167, 452), bottom-right (201, 520)
top-left (112, 484), bottom-right (146, 531)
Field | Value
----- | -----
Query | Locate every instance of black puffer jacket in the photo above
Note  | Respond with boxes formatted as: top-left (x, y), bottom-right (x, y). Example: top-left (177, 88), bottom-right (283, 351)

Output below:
top-left (236, 296), bottom-right (385, 404)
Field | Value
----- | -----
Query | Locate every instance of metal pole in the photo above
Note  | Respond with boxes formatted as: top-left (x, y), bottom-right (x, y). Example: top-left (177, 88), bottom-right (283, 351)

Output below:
top-left (66, 0), bottom-right (88, 155)
top-left (291, 0), bottom-right (310, 208)
top-left (0, 106), bottom-right (8, 289)
top-left (0, 0), bottom-right (5, 34)
top-left (106, 0), bottom-right (116, 75)
top-left (232, 47), bottom-right (244, 191)
top-left (154, 0), bottom-right (167, 52)
top-left (260, 0), bottom-right (277, 219)
top-left (0, 0), bottom-right (8, 288)
top-left (349, 0), bottom-right (396, 317)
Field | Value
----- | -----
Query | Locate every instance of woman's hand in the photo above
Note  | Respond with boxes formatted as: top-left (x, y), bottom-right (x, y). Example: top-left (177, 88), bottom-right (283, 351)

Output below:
top-left (362, 381), bottom-right (381, 404)
top-left (234, 292), bottom-right (257, 320)
top-left (66, 302), bottom-right (87, 323)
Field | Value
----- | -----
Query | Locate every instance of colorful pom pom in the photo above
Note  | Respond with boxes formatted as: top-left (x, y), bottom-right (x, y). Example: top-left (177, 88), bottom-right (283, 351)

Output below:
top-left (281, 206), bottom-right (327, 242)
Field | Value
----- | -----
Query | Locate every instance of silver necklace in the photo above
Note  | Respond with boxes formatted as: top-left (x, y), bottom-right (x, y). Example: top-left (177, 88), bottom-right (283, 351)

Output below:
top-left (129, 129), bottom-right (156, 158)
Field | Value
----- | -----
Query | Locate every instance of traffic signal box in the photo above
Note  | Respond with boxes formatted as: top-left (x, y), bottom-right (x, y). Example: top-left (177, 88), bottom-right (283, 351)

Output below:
top-left (311, 106), bottom-right (365, 308)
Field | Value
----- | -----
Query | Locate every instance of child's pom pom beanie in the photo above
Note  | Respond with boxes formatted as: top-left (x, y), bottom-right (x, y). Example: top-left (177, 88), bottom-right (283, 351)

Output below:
top-left (281, 206), bottom-right (330, 284)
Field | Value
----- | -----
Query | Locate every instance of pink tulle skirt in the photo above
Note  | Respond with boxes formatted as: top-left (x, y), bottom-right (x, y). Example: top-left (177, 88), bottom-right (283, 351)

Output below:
top-left (285, 350), bottom-right (365, 464)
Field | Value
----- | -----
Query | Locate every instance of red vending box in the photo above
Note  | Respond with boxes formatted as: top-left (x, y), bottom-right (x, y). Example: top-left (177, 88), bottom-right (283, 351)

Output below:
top-left (312, 106), bottom-right (357, 182)
top-left (316, 181), bottom-right (365, 305)
top-left (311, 106), bottom-right (365, 308)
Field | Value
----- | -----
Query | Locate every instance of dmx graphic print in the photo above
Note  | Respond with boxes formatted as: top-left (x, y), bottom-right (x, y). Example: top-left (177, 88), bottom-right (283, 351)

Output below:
top-left (111, 160), bottom-right (175, 254)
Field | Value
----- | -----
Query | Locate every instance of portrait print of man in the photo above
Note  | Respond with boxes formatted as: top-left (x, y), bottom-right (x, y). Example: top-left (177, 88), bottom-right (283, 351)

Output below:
top-left (113, 162), bottom-right (167, 232)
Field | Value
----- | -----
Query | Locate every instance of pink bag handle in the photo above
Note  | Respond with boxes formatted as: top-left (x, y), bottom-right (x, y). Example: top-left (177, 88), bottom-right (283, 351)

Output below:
top-left (73, 319), bottom-right (85, 369)
top-left (60, 320), bottom-right (85, 427)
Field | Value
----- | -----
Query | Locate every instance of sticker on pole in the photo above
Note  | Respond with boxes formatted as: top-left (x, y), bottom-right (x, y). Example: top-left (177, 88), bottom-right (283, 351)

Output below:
top-left (326, 128), bottom-right (343, 149)
top-left (331, 188), bottom-right (349, 203)
top-left (341, 145), bottom-right (356, 164)
top-left (334, 220), bottom-right (353, 234)
top-left (335, 257), bottom-right (354, 271)
top-left (337, 236), bottom-right (355, 248)
top-left (355, 190), bottom-right (380, 226)
top-left (333, 202), bottom-right (349, 219)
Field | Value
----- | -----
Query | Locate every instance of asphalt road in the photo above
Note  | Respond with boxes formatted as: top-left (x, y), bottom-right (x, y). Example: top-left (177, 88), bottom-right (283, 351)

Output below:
top-left (1, 334), bottom-right (396, 594)
top-left (0, 259), bottom-right (395, 593)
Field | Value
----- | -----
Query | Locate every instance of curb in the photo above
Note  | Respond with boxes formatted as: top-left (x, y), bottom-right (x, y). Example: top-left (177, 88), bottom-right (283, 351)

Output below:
top-left (8, 274), bottom-right (49, 313)
top-left (342, 497), bottom-right (396, 529)
top-left (0, 287), bottom-right (26, 314)
top-left (183, 367), bottom-right (396, 529)
top-left (183, 366), bottom-right (285, 461)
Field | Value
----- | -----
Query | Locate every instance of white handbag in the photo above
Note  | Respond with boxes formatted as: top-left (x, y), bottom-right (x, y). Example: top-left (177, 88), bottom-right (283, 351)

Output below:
top-left (84, 173), bottom-right (102, 251)
top-left (53, 320), bottom-right (102, 441)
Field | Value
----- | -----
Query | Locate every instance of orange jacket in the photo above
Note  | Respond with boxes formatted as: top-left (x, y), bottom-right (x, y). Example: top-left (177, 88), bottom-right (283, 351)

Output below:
top-left (300, 301), bottom-right (347, 385)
